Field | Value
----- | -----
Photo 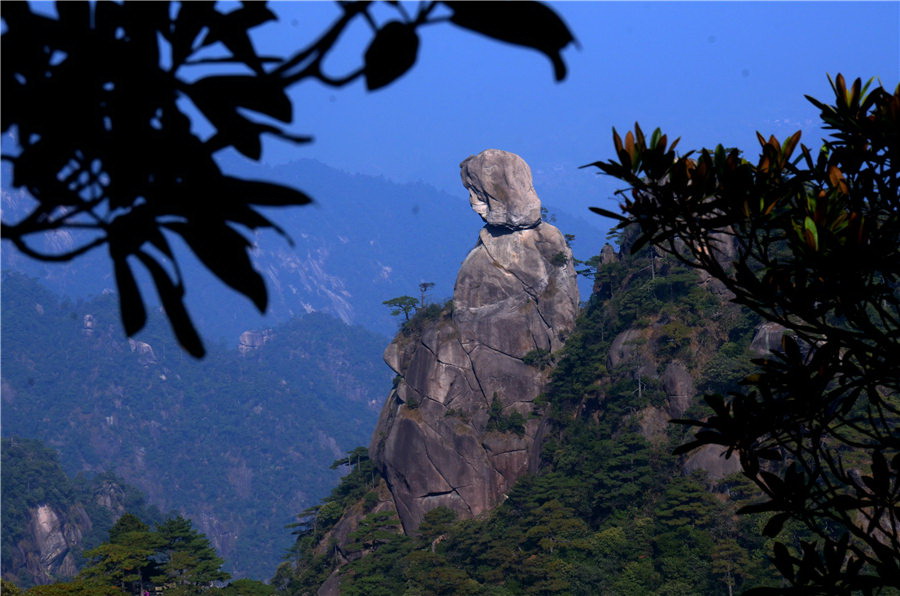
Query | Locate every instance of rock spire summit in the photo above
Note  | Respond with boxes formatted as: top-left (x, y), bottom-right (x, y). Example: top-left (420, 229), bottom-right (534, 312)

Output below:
top-left (459, 149), bottom-right (543, 230)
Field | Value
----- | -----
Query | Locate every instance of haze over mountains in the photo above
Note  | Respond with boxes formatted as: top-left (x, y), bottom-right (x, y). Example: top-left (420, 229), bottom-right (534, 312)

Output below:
top-left (1, 271), bottom-right (392, 579)
top-left (0, 155), bottom-right (604, 581)
top-left (2, 154), bottom-right (603, 344)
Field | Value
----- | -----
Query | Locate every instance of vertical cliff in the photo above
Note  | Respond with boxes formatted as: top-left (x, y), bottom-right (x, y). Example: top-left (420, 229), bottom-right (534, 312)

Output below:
top-left (369, 149), bottom-right (579, 533)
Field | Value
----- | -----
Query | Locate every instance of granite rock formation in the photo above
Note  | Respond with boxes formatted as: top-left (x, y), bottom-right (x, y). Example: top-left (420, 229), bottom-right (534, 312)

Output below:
top-left (7, 504), bottom-right (92, 586)
top-left (370, 149), bottom-right (579, 533)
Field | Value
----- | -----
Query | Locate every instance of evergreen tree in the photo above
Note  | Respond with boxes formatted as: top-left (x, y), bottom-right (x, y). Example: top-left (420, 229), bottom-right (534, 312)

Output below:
top-left (153, 516), bottom-right (230, 592)
top-left (382, 296), bottom-right (419, 322)
top-left (76, 513), bottom-right (228, 595)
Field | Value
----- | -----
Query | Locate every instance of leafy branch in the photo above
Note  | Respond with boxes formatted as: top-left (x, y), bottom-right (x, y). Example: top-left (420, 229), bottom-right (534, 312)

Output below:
top-left (2, 1), bottom-right (574, 357)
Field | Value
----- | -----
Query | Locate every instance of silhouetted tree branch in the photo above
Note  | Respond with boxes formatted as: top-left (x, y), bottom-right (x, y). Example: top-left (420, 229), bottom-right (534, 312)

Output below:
top-left (585, 74), bottom-right (899, 593)
top-left (1, 1), bottom-right (575, 356)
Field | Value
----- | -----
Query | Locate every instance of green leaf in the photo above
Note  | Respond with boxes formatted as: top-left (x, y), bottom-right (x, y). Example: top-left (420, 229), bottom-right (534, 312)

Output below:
top-left (803, 215), bottom-right (819, 250)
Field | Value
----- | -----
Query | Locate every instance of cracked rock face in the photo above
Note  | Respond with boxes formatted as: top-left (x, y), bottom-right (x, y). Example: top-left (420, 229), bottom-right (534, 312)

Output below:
top-left (18, 504), bottom-right (90, 585)
top-left (370, 150), bottom-right (578, 533)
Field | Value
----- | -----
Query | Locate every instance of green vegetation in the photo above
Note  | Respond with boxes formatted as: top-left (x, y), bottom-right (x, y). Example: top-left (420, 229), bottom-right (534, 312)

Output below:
top-left (381, 296), bottom-right (419, 321)
top-left (383, 283), bottom-right (444, 329)
top-left (550, 251), bottom-right (569, 267)
top-left (273, 448), bottom-right (380, 592)
top-left (2, 438), bottom-right (270, 594)
top-left (1, 272), bottom-right (390, 579)
top-left (588, 74), bottom-right (899, 591)
top-left (6, 510), bottom-right (275, 596)
top-left (77, 513), bottom-right (229, 595)
top-left (417, 282), bottom-right (436, 307)
top-left (486, 395), bottom-right (526, 436)
top-left (1, 438), bottom-right (163, 589)
top-left (522, 348), bottom-right (554, 370)
top-left (278, 212), bottom-right (778, 594)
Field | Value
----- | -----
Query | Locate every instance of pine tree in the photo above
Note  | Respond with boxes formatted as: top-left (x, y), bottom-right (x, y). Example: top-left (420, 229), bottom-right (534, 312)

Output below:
top-left (79, 514), bottom-right (161, 594)
top-left (153, 516), bottom-right (230, 591)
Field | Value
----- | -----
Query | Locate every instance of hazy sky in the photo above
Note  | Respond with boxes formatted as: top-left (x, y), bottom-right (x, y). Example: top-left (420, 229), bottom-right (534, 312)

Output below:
top-left (246, 1), bottom-right (899, 226)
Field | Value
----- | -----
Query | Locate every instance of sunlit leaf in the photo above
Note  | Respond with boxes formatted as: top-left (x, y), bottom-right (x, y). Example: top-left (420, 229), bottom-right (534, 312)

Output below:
top-left (803, 215), bottom-right (819, 250)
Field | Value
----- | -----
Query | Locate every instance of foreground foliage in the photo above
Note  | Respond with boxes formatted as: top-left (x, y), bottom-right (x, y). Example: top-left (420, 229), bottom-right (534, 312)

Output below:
top-left (1, 1), bottom-right (573, 356)
top-left (587, 74), bottom-right (900, 592)
top-left (78, 513), bottom-right (229, 594)
top-left (6, 512), bottom-right (275, 595)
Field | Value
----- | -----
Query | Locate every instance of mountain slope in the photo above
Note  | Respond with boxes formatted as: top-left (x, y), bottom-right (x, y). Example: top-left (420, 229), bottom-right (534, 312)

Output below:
top-left (278, 226), bottom-right (789, 594)
top-left (0, 272), bottom-right (391, 579)
top-left (1, 437), bottom-right (163, 588)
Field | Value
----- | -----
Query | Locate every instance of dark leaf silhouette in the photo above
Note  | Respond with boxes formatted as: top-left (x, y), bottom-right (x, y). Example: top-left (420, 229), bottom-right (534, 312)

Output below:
top-left (364, 21), bottom-right (420, 91)
top-left (135, 251), bottom-right (205, 358)
top-left (585, 75), bottom-right (900, 591)
top-left (445, 1), bottom-right (576, 80)
top-left (164, 221), bottom-right (268, 313)
top-left (189, 75), bottom-right (293, 123)
top-left (113, 256), bottom-right (147, 337)
top-left (2, 1), bottom-right (573, 355)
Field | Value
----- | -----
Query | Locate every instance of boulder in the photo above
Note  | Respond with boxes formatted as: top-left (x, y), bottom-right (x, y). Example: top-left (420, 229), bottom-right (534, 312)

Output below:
top-left (93, 480), bottom-right (127, 516)
top-left (238, 329), bottom-right (273, 355)
top-left (661, 360), bottom-right (694, 419)
top-left (21, 504), bottom-right (91, 584)
top-left (459, 149), bottom-right (542, 230)
top-left (599, 243), bottom-right (619, 265)
top-left (607, 328), bottom-right (646, 369)
top-left (371, 150), bottom-right (578, 533)
top-left (128, 339), bottom-right (158, 366)
top-left (683, 444), bottom-right (742, 481)
top-left (749, 321), bottom-right (786, 356)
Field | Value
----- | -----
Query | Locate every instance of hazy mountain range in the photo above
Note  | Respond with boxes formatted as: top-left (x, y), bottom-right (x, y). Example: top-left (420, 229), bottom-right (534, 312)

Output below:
top-left (2, 154), bottom-right (603, 344)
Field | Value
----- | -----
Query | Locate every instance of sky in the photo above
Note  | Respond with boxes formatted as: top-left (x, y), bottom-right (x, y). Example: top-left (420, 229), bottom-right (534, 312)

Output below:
top-left (243, 1), bottom-right (899, 228)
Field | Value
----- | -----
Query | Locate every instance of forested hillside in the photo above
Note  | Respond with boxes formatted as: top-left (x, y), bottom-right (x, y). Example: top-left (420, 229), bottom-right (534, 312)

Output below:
top-left (1, 437), bottom-right (163, 588)
top-left (2, 448), bottom-right (273, 596)
top-left (1, 272), bottom-right (391, 579)
top-left (276, 227), bottom-right (793, 594)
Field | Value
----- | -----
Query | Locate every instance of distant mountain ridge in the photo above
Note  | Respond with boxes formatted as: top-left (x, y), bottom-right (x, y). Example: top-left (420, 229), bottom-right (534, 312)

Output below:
top-left (2, 155), bottom-right (602, 344)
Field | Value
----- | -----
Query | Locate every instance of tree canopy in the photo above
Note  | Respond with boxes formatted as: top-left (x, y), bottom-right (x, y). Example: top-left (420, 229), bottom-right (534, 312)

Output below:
top-left (382, 295), bottom-right (419, 321)
top-left (1, 1), bottom-right (575, 357)
top-left (585, 74), bottom-right (899, 592)
top-left (79, 513), bottom-right (229, 595)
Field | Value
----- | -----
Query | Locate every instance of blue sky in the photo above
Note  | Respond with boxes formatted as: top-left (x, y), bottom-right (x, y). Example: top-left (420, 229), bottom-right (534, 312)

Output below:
top-left (249, 1), bottom-right (899, 227)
